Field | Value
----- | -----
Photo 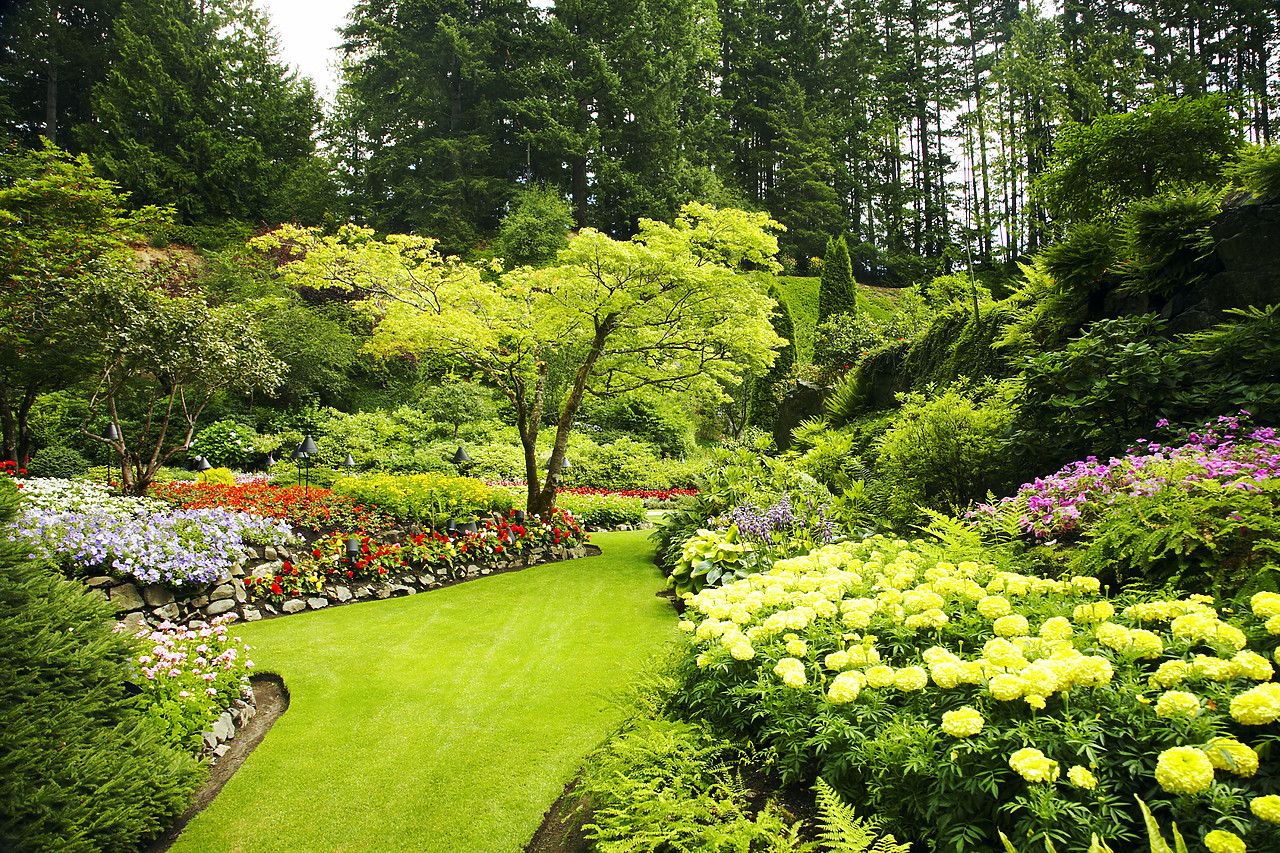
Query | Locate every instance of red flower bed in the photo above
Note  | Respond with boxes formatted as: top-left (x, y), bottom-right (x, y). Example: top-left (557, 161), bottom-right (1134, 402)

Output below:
top-left (561, 486), bottom-right (697, 501)
top-left (149, 482), bottom-right (392, 532)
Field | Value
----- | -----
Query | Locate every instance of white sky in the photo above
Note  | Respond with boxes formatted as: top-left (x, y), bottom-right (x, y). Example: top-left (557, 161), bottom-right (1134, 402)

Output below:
top-left (261, 0), bottom-right (356, 103)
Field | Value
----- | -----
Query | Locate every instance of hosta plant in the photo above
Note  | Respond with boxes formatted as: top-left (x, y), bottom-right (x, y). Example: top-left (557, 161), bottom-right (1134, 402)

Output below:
top-left (669, 524), bottom-right (766, 595)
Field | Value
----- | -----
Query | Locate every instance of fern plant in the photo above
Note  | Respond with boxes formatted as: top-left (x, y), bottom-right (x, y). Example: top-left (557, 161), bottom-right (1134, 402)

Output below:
top-left (996, 797), bottom-right (1188, 853)
top-left (813, 779), bottom-right (911, 853)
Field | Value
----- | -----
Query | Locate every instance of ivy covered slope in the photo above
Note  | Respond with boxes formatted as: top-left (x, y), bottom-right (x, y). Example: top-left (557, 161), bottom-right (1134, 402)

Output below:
top-left (0, 478), bottom-right (203, 852)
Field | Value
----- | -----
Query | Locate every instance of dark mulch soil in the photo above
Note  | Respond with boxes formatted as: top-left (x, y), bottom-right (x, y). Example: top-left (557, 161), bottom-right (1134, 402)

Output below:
top-left (144, 674), bottom-right (290, 853)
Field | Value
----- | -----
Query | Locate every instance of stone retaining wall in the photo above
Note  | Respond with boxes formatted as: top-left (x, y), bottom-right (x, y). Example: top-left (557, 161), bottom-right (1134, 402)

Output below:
top-left (95, 535), bottom-right (599, 634)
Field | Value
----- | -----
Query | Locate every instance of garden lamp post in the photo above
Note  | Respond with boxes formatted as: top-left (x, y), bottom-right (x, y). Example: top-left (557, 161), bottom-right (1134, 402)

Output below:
top-left (345, 536), bottom-right (360, 562)
top-left (451, 446), bottom-right (470, 471)
top-left (343, 453), bottom-right (357, 475)
top-left (293, 434), bottom-right (318, 492)
top-left (101, 423), bottom-right (119, 487)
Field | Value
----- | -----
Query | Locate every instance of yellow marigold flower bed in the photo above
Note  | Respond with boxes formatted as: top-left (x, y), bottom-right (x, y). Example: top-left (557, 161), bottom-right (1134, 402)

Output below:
top-left (1204, 829), bottom-right (1247, 853)
top-left (941, 706), bottom-right (984, 737)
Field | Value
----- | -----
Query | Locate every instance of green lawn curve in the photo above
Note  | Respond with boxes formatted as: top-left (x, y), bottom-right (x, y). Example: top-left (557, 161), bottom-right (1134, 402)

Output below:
top-left (170, 529), bottom-right (675, 853)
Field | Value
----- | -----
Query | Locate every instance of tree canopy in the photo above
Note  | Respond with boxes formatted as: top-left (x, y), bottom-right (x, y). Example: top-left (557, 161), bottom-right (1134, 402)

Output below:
top-left (252, 204), bottom-right (785, 514)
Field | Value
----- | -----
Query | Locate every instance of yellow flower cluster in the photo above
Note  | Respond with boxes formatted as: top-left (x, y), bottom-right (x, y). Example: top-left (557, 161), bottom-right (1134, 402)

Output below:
top-left (1201, 738), bottom-right (1258, 777)
top-left (1154, 690), bottom-right (1201, 719)
top-left (1154, 746), bottom-right (1214, 795)
top-left (1250, 794), bottom-right (1280, 823)
top-left (941, 706), bottom-right (984, 737)
top-left (775, 657), bottom-right (806, 688)
top-left (1009, 747), bottom-right (1059, 783)
top-left (1066, 765), bottom-right (1097, 789)
top-left (682, 537), bottom-right (1280, 806)
top-left (1204, 830), bottom-right (1246, 853)
top-left (1230, 683), bottom-right (1280, 725)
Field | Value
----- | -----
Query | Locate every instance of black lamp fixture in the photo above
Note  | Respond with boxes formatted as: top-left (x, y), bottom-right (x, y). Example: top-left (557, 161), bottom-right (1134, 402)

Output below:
top-left (101, 423), bottom-right (119, 487)
top-left (445, 518), bottom-right (457, 535)
top-left (451, 445), bottom-right (470, 466)
top-left (513, 509), bottom-right (526, 524)
top-left (345, 536), bottom-right (361, 562)
top-left (545, 455), bottom-right (572, 472)
top-left (293, 434), bottom-right (318, 491)
top-left (461, 519), bottom-right (478, 534)
top-left (343, 453), bottom-right (357, 475)
top-left (196, 457), bottom-right (213, 472)
top-left (265, 453), bottom-right (276, 467)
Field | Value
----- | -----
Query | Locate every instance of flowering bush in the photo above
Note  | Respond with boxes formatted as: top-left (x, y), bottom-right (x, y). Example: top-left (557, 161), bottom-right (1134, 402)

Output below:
top-left (9, 479), bottom-right (295, 586)
top-left (188, 418), bottom-right (260, 469)
top-left (673, 534), bottom-right (1280, 852)
top-left (968, 414), bottom-right (1280, 597)
top-left (151, 481), bottom-right (390, 533)
top-left (116, 615), bottom-right (253, 752)
top-left (720, 492), bottom-right (840, 560)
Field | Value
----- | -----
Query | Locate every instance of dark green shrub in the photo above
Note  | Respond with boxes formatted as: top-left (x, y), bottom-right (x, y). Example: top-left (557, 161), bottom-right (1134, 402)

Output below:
top-left (1226, 144), bottom-right (1280, 201)
top-left (1119, 188), bottom-right (1221, 296)
top-left (0, 480), bottom-right (202, 852)
top-left (1016, 313), bottom-right (1181, 464)
top-left (27, 445), bottom-right (91, 478)
top-left (1039, 221), bottom-right (1119, 298)
top-left (583, 392), bottom-right (695, 457)
top-left (749, 281), bottom-right (797, 429)
top-left (818, 234), bottom-right (857, 322)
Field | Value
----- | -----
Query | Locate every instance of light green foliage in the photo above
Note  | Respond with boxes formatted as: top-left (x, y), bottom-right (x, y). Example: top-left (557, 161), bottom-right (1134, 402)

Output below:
top-left (491, 185), bottom-right (574, 268)
top-left (820, 235), bottom-right (858, 323)
top-left (328, 472), bottom-right (512, 525)
top-left (582, 390), bottom-right (696, 457)
top-left (922, 274), bottom-right (992, 310)
top-left (417, 381), bottom-right (497, 440)
top-left (813, 779), bottom-right (911, 853)
top-left (564, 437), bottom-right (661, 492)
top-left (873, 382), bottom-right (1020, 525)
top-left (579, 718), bottom-right (807, 853)
top-left (307, 406), bottom-right (451, 470)
top-left (196, 466), bottom-right (236, 486)
top-left (0, 481), bottom-right (202, 852)
top-left (1036, 95), bottom-right (1240, 225)
top-left (556, 492), bottom-right (646, 527)
top-left (774, 274), bottom-right (820, 364)
top-left (254, 205), bottom-right (785, 516)
top-left (1227, 144), bottom-right (1280, 202)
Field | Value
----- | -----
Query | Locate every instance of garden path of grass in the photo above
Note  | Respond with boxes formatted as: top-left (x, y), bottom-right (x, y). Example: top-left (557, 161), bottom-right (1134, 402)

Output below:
top-left (170, 530), bottom-right (676, 853)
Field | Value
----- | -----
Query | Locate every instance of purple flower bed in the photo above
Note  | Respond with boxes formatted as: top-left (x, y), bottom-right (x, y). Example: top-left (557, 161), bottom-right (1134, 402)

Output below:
top-left (970, 413), bottom-right (1280, 541)
top-left (8, 479), bottom-right (295, 587)
top-left (724, 493), bottom-right (839, 553)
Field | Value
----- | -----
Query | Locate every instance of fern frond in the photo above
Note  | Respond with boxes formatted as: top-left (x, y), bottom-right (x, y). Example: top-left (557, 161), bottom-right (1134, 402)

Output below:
top-left (813, 778), bottom-right (911, 853)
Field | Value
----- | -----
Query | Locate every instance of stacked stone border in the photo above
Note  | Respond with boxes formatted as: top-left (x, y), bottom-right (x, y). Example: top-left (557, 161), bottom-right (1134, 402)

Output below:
top-left (94, 519), bottom-right (649, 636)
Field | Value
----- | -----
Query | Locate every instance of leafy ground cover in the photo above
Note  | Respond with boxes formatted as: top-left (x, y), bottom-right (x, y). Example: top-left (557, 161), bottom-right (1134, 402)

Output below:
top-left (167, 530), bottom-right (675, 853)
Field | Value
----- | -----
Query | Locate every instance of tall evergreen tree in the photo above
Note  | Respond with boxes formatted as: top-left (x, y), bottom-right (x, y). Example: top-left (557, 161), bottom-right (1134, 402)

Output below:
top-left (818, 234), bottom-right (857, 322)
top-left (85, 0), bottom-right (329, 225)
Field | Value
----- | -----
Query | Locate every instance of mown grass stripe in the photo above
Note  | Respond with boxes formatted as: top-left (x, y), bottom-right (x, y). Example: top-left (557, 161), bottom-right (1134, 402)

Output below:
top-left (169, 530), bottom-right (674, 853)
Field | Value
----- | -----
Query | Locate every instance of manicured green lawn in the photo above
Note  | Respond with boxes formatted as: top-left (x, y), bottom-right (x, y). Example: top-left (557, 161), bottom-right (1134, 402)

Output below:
top-left (170, 530), bottom-right (676, 853)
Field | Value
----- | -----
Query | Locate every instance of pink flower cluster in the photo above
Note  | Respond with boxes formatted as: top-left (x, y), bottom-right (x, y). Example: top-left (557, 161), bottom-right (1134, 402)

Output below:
top-left (114, 614), bottom-right (253, 749)
top-left (971, 413), bottom-right (1280, 540)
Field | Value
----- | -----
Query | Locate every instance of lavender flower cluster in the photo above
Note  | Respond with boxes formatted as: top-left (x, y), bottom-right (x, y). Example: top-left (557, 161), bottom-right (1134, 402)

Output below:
top-left (970, 413), bottom-right (1280, 540)
top-left (8, 478), bottom-right (295, 587)
top-left (725, 493), bottom-right (838, 549)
